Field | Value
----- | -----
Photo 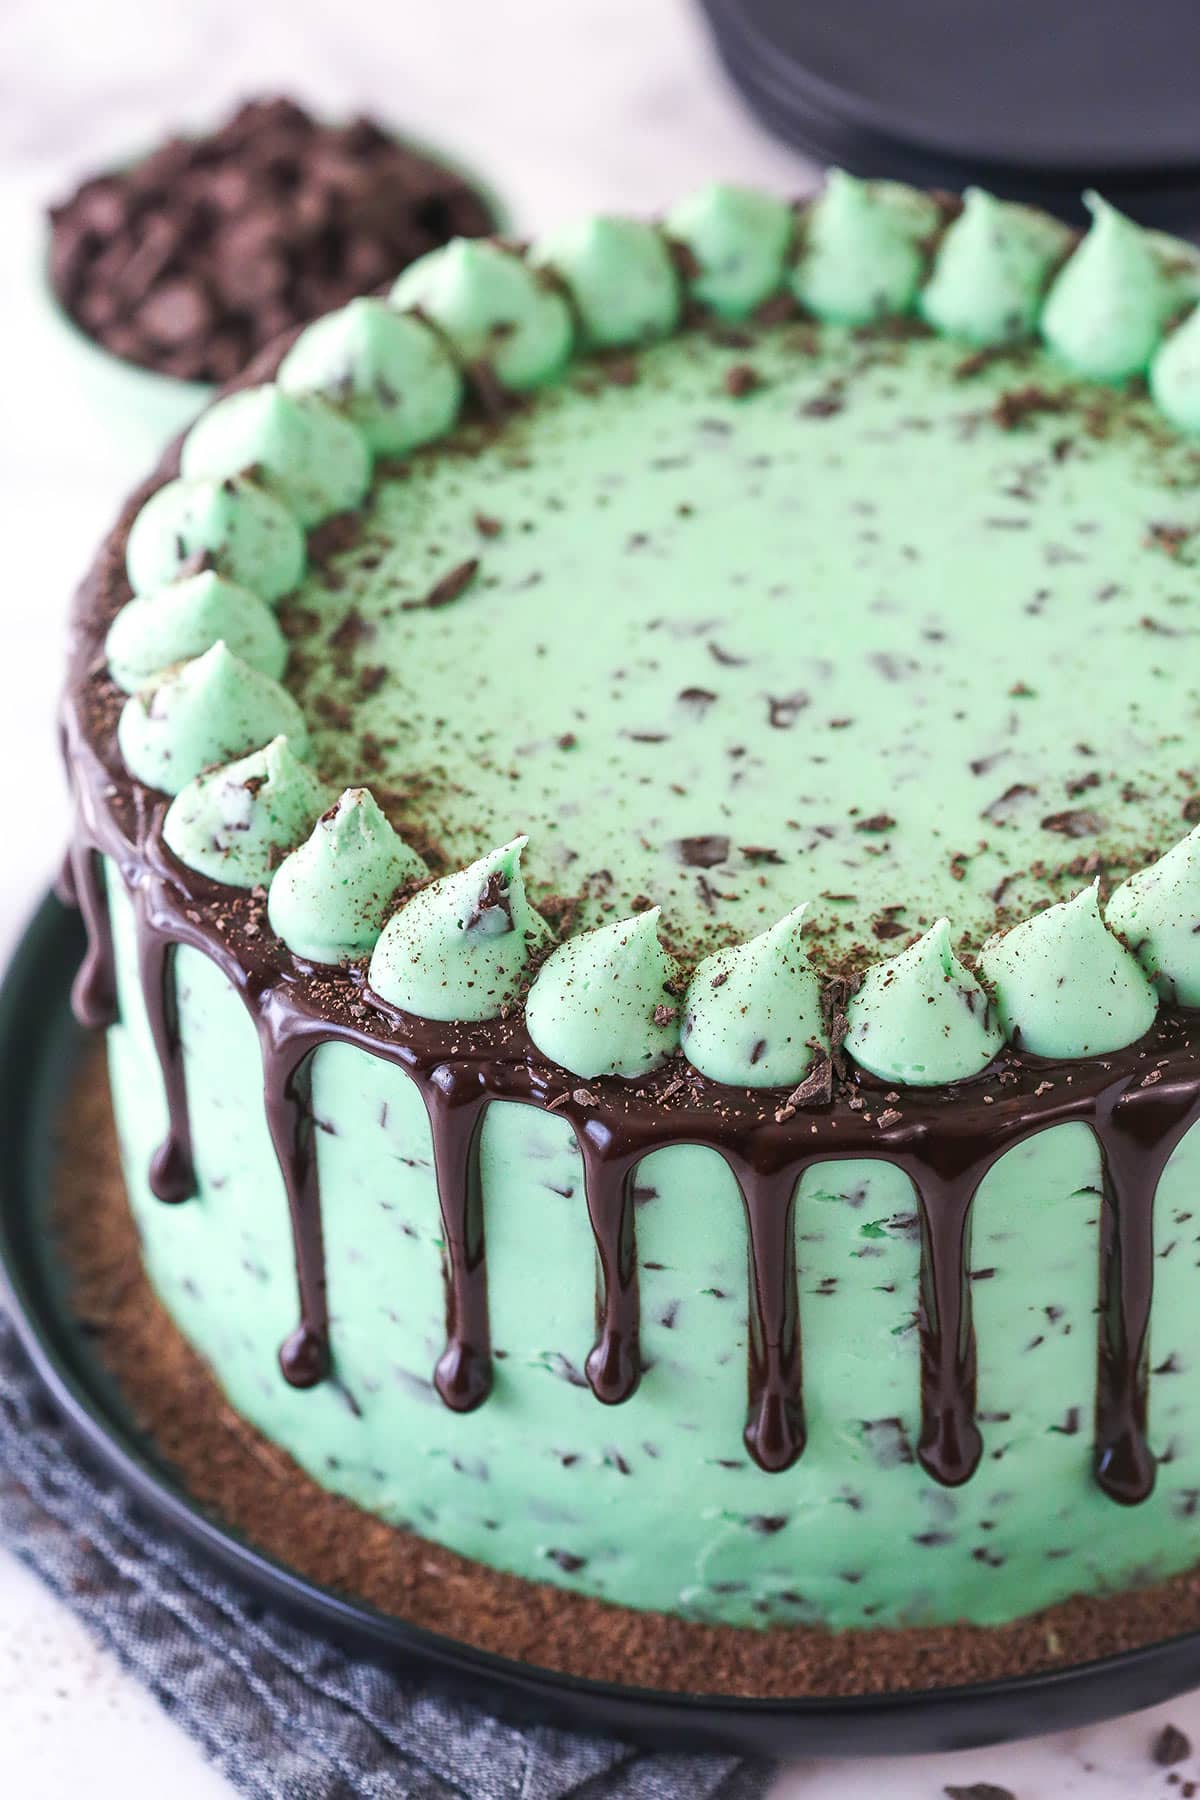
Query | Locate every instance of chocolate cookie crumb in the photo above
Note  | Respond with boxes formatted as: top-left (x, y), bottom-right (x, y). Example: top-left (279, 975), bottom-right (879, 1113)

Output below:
top-left (1155, 1724), bottom-right (1193, 1766)
top-left (723, 362), bottom-right (762, 398)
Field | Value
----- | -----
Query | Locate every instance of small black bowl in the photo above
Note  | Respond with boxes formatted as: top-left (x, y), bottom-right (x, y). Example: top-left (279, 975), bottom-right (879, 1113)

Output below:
top-left (5, 892), bottom-right (1200, 1756)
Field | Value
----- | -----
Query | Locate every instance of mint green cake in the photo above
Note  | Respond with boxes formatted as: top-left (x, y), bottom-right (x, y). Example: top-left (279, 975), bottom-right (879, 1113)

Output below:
top-left (61, 176), bottom-right (1200, 1659)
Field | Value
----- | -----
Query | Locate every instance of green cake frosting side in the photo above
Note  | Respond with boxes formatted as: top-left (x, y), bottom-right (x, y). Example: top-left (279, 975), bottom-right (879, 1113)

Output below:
top-left (102, 867), bottom-right (1200, 1630)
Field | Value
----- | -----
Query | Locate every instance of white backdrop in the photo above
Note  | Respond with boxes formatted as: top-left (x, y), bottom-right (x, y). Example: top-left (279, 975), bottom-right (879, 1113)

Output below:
top-left (0, 2), bottom-right (1195, 1794)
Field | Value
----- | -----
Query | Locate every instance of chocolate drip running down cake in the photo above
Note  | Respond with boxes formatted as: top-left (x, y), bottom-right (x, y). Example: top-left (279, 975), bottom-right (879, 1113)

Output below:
top-left (59, 175), bottom-right (1200, 1657)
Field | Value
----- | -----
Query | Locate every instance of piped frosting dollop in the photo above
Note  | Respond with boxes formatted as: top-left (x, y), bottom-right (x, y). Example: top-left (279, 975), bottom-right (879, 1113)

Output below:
top-left (1107, 823), bottom-right (1200, 1006)
top-left (525, 909), bottom-right (681, 1080)
top-left (1150, 303), bottom-right (1200, 432)
top-left (1040, 192), bottom-right (1190, 383)
top-left (180, 386), bottom-right (371, 526)
top-left (125, 476), bottom-right (305, 600)
top-left (531, 217), bottom-right (679, 348)
top-left (665, 182), bottom-right (794, 318)
top-left (845, 918), bottom-right (1002, 1085)
top-left (791, 171), bottom-right (940, 325)
top-left (278, 298), bottom-right (464, 455)
top-left (268, 787), bottom-right (427, 965)
top-left (978, 882), bottom-right (1157, 1058)
top-left (390, 239), bottom-right (573, 390)
top-left (920, 187), bottom-right (1071, 346)
top-left (104, 570), bottom-right (288, 695)
top-left (116, 640), bottom-right (308, 795)
top-left (681, 904), bottom-right (825, 1088)
top-left (163, 736), bottom-right (331, 888)
top-left (368, 837), bottom-right (550, 1022)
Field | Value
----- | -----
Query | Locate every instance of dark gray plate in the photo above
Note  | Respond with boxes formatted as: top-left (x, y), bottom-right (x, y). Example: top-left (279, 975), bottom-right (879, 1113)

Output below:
top-left (5, 892), bottom-right (1200, 1755)
top-left (699, 0), bottom-right (1200, 230)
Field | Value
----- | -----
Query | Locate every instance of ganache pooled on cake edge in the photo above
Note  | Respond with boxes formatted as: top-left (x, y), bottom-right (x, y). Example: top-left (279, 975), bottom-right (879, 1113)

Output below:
top-left (57, 174), bottom-right (1200, 1632)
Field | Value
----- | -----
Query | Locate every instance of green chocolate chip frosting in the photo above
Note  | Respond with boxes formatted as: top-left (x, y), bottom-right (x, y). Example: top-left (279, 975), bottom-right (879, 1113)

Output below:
top-left (269, 788), bottom-right (427, 966)
top-left (105, 570), bottom-right (288, 695)
top-left (846, 919), bottom-right (1001, 1085)
top-left (125, 475), bottom-right (305, 599)
top-left (278, 299), bottom-right (464, 456)
top-left (665, 182), bottom-right (795, 320)
top-left (117, 641), bottom-right (308, 796)
top-left (163, 735), bottom-right (330, 888)
top-left (681, 903), bottom-right (825, 1088)
top-left (181, 386), bottom-right (371, 527)
top-left (979, 883), bottom-right (1158, 1058)
top-left (526, 910), bottom-right (681, 1079)
top-left (1108, 822), bottom-right (1200, 1006)
top-left (369, 837), bottom-right (550, 1022)
top-left (390, 239), bottom-right (573, 391)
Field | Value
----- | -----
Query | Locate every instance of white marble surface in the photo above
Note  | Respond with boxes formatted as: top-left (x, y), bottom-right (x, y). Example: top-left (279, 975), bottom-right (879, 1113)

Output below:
top-left (1, 1), bottom-right (1198, 1794)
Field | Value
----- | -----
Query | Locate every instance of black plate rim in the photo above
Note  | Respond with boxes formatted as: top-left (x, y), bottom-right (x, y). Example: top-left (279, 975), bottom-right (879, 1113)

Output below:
top-left (6, 891), bottom-right (1200, 1756)
top-left (699, 0), bottom-right (1200, 179)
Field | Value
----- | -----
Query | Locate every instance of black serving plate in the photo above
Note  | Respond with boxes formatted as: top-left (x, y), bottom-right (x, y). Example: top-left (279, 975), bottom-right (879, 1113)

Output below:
top-left (5, 892), bottom-right (1200, 1757)
top-left (698, 0), bottom-right (1200, 232)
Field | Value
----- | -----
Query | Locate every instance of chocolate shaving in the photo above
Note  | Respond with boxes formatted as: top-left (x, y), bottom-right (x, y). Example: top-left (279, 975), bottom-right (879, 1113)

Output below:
top-left (677, 835), bottom-right (730, 869)
top-left (1041, 809), bottom-right (1105, 839)
top-left (416, 558), bottom-right (479, 611)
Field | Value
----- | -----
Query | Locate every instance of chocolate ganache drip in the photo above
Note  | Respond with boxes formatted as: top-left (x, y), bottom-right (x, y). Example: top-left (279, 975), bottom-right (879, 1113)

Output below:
top-left (60, 699), bottom-right (1200, 1491)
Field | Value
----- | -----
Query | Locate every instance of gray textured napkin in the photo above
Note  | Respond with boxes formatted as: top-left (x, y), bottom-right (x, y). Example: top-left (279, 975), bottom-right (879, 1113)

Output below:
top-left (0, 1317), bottom-right (772, 1800)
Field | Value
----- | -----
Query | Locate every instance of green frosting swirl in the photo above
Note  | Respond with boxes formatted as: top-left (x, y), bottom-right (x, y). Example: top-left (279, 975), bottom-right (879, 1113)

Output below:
top-left (268, 787), bottom-right (427, 966)
top-left (163, 736), bottom-right (330, 889)
top-left (1107, 823), bottom-right (1200, 1006)
top-left (791, 171), bottom-right (940, 325)
top-left (680, 903), bottom-right (824, 1088)
top-left (525, 909), bottom-right (681, 1080)
top-left (104, 570), bottom-right (288, 695)
top-left (665, 182), bottom-right (794, 318)
top-left (1040, 192), bottom-right (1185, 383)
top-left (125, 476), bottom-right (305, 601)
top-left (531, 217), bottom-right (679, 348)
top-left (181, 386), bottom-right (371, 527)
top-left (278, 298), bottom-right (464, 455)
top-left (978, 882), bottom-right (1157, 1058)
top-left (919, 187), bottom-right (1070, 346)
top-left (116, 640), bottom-right (309, 796)
top-left (368, 837), bottom-right (550, 1022)
top-left (845, 918), bottom-right (1002, 1085)
top-left (1150, 302), bottom-right (1200, 432)
top-left (389, 239), bottom-right (573, 391)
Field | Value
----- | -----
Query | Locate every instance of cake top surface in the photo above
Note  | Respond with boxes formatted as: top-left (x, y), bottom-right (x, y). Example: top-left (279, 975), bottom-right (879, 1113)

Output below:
top-left (285, 320), bottom-right (1200, 968)
top-left (73, 177), bottom-right (1200, 1089)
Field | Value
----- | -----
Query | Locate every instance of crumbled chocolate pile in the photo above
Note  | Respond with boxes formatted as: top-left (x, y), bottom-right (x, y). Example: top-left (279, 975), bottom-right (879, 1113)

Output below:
top-left (48, 96), bottom-right (495, 382)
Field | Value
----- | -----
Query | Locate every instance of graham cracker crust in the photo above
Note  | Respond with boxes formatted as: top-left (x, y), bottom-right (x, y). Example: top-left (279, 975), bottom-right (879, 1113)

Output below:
top-left (51, 1046), bottom-right (1200, 1699)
